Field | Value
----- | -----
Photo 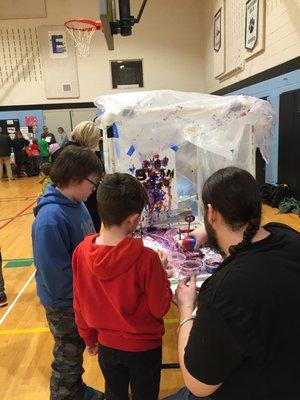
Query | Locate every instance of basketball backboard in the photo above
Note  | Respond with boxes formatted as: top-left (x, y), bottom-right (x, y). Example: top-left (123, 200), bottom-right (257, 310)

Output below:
top-left (99, 0), bottom-right (148, 51)
top-left (99, 0), bottom-right (116, 50)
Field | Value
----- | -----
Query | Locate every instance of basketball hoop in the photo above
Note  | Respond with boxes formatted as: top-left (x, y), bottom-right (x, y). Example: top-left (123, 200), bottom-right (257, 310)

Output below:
top-left (64, 19), bottom-right (102, 57)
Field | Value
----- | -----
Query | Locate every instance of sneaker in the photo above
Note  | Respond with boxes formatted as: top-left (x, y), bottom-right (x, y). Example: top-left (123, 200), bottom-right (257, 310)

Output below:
top-left (82, 386), bottom-right (105, 400)
top-left (0, 294), bottom-right (8, 307)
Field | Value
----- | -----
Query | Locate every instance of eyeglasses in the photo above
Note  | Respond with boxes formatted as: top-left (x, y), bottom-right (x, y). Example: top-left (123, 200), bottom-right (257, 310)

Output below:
top-left (84, 177), bottom-right (102, 190)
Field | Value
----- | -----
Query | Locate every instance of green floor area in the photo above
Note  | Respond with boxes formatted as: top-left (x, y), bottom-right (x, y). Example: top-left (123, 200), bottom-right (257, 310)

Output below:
top-left (3, 258), bottom-right (34, 268)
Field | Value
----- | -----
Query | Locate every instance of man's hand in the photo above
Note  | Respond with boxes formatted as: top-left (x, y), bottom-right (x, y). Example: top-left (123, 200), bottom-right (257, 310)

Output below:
top-left (190, 227), bottom-right (207, 250)
top-left (175, 276), bottom-right (197, 318)
top-left (157, 250), bottom-right (168, 269)
top-left (86, 343), bottom-right (99, 356)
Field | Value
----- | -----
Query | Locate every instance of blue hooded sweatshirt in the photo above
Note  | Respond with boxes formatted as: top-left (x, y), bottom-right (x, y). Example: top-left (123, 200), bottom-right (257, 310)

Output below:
top-left (32, 184), bottom-right (95, 307)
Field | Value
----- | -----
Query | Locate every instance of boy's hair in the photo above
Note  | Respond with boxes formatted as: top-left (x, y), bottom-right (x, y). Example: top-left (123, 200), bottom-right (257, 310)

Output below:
top-left (97, 173), bottom-right (148, 227)
top-left (50, 146), bottom-right (103, 188)
top-left (41, 133), bottom-right (47, 139)
top-left (50, 137), bottom-right (57, 144)
top-left (71, 121), bottom-right (101, 150)
top-left (41, 162), bottom-right (51, 176)
top-left (32, 138), bottom-right (38, 144)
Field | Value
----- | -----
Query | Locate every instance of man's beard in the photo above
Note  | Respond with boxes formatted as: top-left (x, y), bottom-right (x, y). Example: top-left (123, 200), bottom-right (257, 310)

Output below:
top-left (204, 212), bottom-right (221, 252)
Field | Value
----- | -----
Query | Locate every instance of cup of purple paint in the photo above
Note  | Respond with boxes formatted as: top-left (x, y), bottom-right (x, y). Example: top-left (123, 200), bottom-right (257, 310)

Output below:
top-left (167, 251), bottom-right (186, 269)
top-left (204, 257), bottom-right (221, 274)
top-left (180, 259), bottom-right (203, 277)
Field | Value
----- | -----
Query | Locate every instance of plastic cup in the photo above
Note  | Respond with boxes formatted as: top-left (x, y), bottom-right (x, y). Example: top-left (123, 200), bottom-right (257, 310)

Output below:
top-left (204, 257), bottom-right (221, 274)
top-left (180, 259), bottom-right (203, 277)
top-left (167, 251), bottom-right (186, 269)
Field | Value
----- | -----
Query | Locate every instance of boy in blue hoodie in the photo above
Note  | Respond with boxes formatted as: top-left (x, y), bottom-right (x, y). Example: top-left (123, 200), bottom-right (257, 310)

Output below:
top-left (32, 146), bottom-right (104, 400)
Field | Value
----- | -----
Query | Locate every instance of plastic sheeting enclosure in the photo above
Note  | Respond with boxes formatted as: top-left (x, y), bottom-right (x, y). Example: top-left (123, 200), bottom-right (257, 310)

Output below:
top-left (95, 90), bottom-right (275, 224)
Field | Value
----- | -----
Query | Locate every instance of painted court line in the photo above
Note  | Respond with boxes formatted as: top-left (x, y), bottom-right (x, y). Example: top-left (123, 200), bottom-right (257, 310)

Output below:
top-left (0, 270), bottom-right (36, 326)
top-left (0, 318), bottom-right (178, 334)
top-left (0, 327), bottom-right (49, 335)
top-left (0, 321), bottom-right (177, 335)
top-left (3, 258), bottom-right (34, 262)
top-left (0, 199), bottom-right (36, 230)
top-left (164, 318), bottom-right (178, 324)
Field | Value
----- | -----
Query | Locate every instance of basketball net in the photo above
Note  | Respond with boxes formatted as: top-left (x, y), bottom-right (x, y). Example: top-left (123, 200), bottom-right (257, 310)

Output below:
top-left (64, 19), bottom-right (102, 57)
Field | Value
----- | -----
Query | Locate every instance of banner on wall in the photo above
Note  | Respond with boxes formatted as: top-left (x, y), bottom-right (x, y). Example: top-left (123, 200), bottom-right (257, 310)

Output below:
top-left (25, 115), bottom-right (38, 126)
top-left (245, 0), bottom-right (259, 50)
top-left (48, 31), bottom-right (68, 58)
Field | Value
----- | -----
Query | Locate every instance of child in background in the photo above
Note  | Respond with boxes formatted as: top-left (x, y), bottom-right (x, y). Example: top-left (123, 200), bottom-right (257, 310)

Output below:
top-left (72, 173), bottom-right (172, 400)
top-left (40, 163), bottom-right (52, 194)
top-left (29, 138), bottom-right (40, 176)
top-left (30, 138), bottom-right (40, 156)
top-left (38, 133), bottom-right (50, 164)
top-left (32, 146), bottom-right (104, 400)
top-left (49, 137), bottom-right (60, 158)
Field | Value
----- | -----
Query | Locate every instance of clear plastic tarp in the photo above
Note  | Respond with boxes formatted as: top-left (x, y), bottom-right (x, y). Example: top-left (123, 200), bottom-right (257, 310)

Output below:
top-left (95, 90), bottom-right (275, 224)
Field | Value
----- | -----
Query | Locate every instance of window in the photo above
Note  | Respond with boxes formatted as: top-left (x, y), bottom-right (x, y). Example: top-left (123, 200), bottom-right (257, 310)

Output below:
top-left (111, 60), bottom-right (144, 89)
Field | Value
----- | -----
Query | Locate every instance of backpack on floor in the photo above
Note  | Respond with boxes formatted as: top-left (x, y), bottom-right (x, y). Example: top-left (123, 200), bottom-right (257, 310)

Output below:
top-left (260, 183), bottom-right (292, 208)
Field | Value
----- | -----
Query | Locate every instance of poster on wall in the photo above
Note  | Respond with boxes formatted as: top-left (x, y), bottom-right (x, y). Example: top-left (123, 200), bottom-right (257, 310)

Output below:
top-left (48, 31), bottom-right (68, 58)
top-left (25, 115), bottom-right (38, 127)
top-left (20, 126), bottom-right (29, 135)
top-left (214, 8), bottom-right (222, 52)
top-left (245, 0), bottom-right (259, 50)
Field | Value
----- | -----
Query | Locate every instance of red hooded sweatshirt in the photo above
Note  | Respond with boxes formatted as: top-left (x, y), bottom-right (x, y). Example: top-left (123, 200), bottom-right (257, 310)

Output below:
top-left (72, 234), bottom-right (172, 352)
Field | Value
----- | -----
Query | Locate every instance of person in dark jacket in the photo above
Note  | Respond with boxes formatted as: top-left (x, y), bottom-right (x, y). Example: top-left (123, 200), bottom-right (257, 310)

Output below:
top-left (52, 121), bottom-right (104, 231)
top-left (165, 167), bottom-right (300, 400)
top-left (11, 131), bottom-right (31, 178)
top-left (0, 130), bottom-right (14, 180)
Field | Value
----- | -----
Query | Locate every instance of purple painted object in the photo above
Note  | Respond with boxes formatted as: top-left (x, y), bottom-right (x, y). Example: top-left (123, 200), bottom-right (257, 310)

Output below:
top-left (182, 235), bottom-right (196, 251)
top-left (204, 257), bottom-right (222, 274)
top-left (168, 252), bottom-right (186, 269)
top-left (180, 260), bottom-right (204, 277)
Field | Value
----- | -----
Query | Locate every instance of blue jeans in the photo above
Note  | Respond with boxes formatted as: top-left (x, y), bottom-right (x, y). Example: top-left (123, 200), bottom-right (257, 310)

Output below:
top-left (163, 387), bottom-right (211, 400)
top-left (40, 156), bottom-right (49, 164)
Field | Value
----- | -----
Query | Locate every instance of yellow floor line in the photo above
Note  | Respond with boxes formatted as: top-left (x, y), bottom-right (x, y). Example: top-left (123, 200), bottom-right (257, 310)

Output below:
top-left (164, 318), bottom-right (178, 324)
top-left (0, 327), bottom-right (50, 335)
top-left (0, 320), bottom-right (178, 335)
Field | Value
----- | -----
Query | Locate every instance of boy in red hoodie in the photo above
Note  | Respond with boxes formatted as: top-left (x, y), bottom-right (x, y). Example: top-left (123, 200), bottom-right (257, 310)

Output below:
top-left (72, 173), bottom-right (172, 400)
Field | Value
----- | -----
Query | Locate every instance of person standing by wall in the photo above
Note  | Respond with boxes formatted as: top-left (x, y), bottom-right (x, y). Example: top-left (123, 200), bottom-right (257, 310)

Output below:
top-left (57, 127), bottom-right (69, 147)
top-left (42, 126), bottom-right (55, 140)
top-left (38, 133), bottom-right (50, 164)
top-left (11, 131), bottom-right (31, 178)
top-left (0, 129), bottom-right (14, 181)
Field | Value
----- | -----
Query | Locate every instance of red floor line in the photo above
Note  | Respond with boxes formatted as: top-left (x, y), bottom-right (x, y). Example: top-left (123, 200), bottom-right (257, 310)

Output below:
top-left (0, 200), bottom-right (36, 230)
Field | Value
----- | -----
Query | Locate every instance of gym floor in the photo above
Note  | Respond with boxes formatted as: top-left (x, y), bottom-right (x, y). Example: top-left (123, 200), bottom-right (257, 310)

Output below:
top-left (0, 177), bottom-right (299, 400)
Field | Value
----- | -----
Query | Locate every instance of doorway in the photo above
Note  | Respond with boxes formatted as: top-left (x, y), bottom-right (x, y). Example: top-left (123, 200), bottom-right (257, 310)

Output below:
top-left (278, 89), bottom-right (300, 200)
